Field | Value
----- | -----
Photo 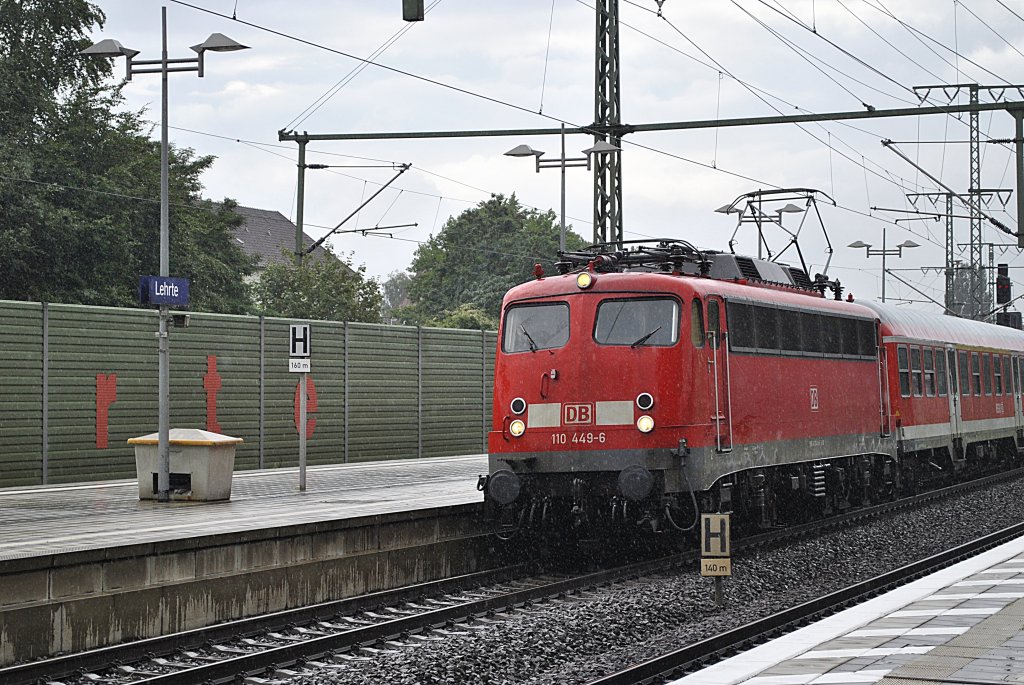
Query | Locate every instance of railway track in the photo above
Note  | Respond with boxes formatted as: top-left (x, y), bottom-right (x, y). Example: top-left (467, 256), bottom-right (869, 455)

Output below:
top-left (5, 467), bottom-right (1022, 685)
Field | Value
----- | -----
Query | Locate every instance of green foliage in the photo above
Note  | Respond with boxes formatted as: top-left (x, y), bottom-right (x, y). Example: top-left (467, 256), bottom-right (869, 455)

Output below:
top-left (0, 0), bottom-right (255, 312)
top-left (431, 303), bottom-right (498, 330)
top-left (407, 194), bottom-right (585, 320)
top-left (252, 251), bottom-right (383, 323)
top-left (381, 269), bottom-right (413, 324)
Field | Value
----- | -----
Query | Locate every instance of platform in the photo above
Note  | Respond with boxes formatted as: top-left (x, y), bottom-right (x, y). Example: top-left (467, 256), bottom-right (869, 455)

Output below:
top-left (0, 454), bottom-right (487, 560)
top-left (673, 533), bottom-right (1024, 685)
top-left (0, 455), bottom-right (492, 665)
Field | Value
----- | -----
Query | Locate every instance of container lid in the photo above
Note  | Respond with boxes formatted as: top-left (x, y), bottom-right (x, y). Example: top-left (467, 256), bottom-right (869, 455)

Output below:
top-left (128, 428), bottom-right (244, 446)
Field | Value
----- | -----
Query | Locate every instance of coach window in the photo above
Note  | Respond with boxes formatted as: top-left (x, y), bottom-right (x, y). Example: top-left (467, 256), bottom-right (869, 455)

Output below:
top-left (1006, 355), bottom-right (1015, 395)
top-left (897, 345), bottom-right (911, 397)
top-left (924, 349), bottom-right (936, 397)
top-left (971, 352), bottom-right (982, 396)
top-left (936, 348), bottom-right (948, 396)
top-left (995, 355), bottom-right (1004, 395)
top-left (691, 300), bottom-right (705, 349)
top-left (983, 354), bottom-right (993, 395)
top-left (502, 302), bottom-right (570, 353)
top-left (1014, 357), bottom-right (1021, 395)
top-left (707, 299), bottom-right (721, 349)
top-left (910, 347), bottom-right (923, 396)
top-left (959, 351), bottom-right (970, 396)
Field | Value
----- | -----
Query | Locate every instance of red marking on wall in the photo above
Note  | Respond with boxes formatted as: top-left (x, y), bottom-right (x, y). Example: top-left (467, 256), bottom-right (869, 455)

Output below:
top-left (95, 374), bottom-right (118, 449)
top-left (294, 376), bottom-right (318, 438)
top-left (204, 355), bottom-right (223, 433)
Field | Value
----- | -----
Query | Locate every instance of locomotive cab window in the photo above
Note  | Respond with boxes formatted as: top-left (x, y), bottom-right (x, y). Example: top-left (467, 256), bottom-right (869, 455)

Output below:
top-left (594, 297), bottom-right (680, 347)
top-left (707, 299), bottom-right (721, 349)
top-left (502, 302), bottom-right (570, 353)
top-left (690, 299), bottom-right (705, 348)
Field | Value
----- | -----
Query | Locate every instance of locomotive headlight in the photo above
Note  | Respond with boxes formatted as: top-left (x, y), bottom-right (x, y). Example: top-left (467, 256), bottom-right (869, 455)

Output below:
top-left (636, 392), bottom-right (654, 411)
top-left (636, 415), bottom-right (655, 433)
top-left (576, 272), bottom-right (594, 289)
top-left (509, 419), bottom-right (526, 437)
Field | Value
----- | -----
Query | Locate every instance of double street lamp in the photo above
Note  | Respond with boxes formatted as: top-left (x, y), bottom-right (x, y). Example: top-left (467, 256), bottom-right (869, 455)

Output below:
top-left (82, 7), bottom-right (248, 502)
top-left (848, 226), bottom-right (919, 303)
top-left (505, 124), bottom-right (620, 251)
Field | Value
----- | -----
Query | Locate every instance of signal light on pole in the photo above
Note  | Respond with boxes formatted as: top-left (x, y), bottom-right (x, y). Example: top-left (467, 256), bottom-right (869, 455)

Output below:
top-left (997, 263), bottom-right (1012, 304)
top-left (402, 0), bottom-right (424, 21)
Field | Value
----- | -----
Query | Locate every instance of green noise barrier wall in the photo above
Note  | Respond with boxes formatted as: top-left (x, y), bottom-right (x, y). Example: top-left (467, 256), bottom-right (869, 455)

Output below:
top-left (0, 301), bottom-right (497, 487)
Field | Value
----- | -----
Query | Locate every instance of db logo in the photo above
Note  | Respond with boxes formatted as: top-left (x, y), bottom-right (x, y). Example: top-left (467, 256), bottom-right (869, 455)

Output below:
top-left (810, 386), bottom-right (819, 412)
top-left (563, 403), bottom-right (594, 425)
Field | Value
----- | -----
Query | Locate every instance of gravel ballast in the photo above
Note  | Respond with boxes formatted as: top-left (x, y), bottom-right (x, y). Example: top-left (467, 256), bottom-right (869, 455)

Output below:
top-left (294, 476), bottom-right (1024, 685)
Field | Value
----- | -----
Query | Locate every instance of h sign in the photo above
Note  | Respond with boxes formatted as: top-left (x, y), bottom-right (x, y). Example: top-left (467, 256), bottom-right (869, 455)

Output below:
top-left (289, 324), bottom-right (311, 358)
top-left (701, 514), bottom-right (731, 557)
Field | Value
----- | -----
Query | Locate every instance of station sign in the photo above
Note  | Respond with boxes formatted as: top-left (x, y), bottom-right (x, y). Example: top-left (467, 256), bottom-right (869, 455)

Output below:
top-left (289, 323), bottom-right (311, 358)
top-left (700, 513), bottom-right (731, 578)
top-left (139, 276), bottom-right (190, 306)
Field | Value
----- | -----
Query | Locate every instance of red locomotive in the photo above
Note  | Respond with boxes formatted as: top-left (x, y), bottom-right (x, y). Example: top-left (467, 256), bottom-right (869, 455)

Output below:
top-left (480, 240), bottom-right (1024, 535)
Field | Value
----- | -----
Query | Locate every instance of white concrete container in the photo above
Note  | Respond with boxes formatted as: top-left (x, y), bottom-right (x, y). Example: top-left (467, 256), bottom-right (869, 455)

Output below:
top-left (128, 428), bottom-right (243, 501)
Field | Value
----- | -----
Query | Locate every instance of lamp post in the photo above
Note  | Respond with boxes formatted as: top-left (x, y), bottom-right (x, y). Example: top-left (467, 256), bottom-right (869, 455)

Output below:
top-left (82, 8), bottom-right (248, 502)
top-left (505, 124), bottom-right (619, 251)
top-left (848, 226), bottom-right (919, 302)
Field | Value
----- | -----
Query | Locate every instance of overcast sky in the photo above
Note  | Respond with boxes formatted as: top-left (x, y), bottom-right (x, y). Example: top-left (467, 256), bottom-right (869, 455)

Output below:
top-left (89, 0), bottom-right (1024, 311)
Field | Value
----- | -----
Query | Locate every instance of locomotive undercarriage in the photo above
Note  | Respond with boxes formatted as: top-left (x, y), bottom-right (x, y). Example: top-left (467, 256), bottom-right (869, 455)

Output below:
top-left (484, 435), bottom-right (1024, 542)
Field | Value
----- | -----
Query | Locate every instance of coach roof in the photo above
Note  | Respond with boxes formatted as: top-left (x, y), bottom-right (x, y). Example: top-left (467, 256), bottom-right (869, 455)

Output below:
top-left (863, 301), bottom-right (1024, 352)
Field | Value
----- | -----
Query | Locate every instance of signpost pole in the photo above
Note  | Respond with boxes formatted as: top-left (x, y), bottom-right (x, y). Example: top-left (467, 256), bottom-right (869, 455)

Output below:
top-left (299, 372), bottom-right (307, 491)
top-left (289, 323), bottom-right (311, 492)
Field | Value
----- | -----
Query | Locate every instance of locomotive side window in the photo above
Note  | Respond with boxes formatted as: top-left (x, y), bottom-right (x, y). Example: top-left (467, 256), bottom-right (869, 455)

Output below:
top-left (982, 354), bottom-right (992, 395)
top-left (594, 298), bottom-right (680, 347)
top-left (802, 313), bottom-right (823, 353)
top-left (840, 318), bottom-right (859, 356)
top-left (910, 347), bottom-right (923, 397)
top-left (971, 352), bottom-right (982, 396)
top-left (959, 351), bottom-right (970, 396)
top-left (502, 303), bottom-right (569, 353)
top-left (897, 345), bottom-right (911, 397)
top-left (821, 317), bottom-right (841, 354)
top-left (726, 301), bottom-right (754, 349)
top-left (857, 320), bottom-right (877, 356)
top-left (754, 306), bottom-right (779, 350)
top-left (779, 309), bottom-right (802, 352)
top-left (924, 349), bottom-right (936, 397)
top-left (936, 349), bottom-right (948, 396)
top-left (690, 299), bottom-right (705, 348)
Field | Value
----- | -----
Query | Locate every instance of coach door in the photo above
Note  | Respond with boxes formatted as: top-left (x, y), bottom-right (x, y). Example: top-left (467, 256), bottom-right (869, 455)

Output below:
top-left (706, 296), bottom-right (733, 452)
top-left (1014, 356), bottom-right (1023, 435)
top-left (945, 346), bottom-right (964, 443)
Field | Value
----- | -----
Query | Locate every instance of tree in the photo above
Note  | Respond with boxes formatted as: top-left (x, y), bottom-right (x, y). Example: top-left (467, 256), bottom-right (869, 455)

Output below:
top-left (407, 194), bottom-right (586, 321)
top-left (252, 250), bottom-right (383, 323)
top-left (381, 270), bottom-right (413, 324)
top-left (433, 303), bottom-right (498, 330)
top-left (0, 0), bottom-right (255, 312)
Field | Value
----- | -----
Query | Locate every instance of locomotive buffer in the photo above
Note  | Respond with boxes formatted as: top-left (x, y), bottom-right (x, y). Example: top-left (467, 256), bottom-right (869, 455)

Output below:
top-left (701, 514), bottom-right (731, 607)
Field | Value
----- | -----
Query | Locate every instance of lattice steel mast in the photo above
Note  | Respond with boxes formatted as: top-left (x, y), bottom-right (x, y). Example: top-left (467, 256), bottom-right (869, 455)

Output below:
top-left (593, 0), bottom-right (623, 246)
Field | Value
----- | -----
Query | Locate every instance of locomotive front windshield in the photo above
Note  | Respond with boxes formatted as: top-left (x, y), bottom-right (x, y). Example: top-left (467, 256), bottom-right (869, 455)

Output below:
top-left (503, 302), bottom-right (570, 353)
top-left (594, 297), bottom-right (680, 347)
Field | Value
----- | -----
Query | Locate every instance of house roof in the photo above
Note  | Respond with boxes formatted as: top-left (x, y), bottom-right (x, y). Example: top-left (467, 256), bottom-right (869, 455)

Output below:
top-left (231, 205), bottom-right (337, 269)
